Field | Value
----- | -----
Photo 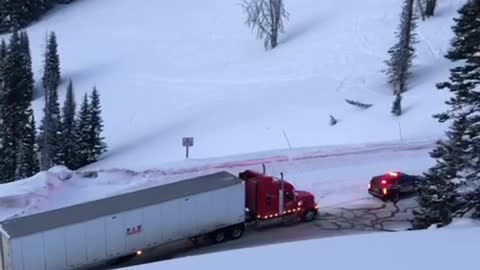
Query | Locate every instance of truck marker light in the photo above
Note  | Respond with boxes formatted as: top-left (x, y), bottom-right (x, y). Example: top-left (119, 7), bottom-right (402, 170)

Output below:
top-left (264, 215), bottom-right (268, 219)
top-left (257, 215), bottom-right (261, 219)
top-left (368, 184), bottom-right (371, 189)
top-left (298, 201), bottom-right (303, 206)
top-left (137, 250), bottom-right (142, 256)
top-left (381, 180), bottom-right (387, 185)
top-left (315, 204), bottom-right (320, 209)
top-left (274, 213), bottom-right (279, 217)
top-left (388, 172), bottom-right (399, 177)
top-left (297, 207), bottom-right (301, 211)
top-left (269, 215), bottom-right (273, 218)
top-left (382, 188), bottom-right (388, 195)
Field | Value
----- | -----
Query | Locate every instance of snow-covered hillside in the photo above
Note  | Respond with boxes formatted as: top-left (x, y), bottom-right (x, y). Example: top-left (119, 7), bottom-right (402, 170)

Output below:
top-left (4, 0), bottom-right (462, 170)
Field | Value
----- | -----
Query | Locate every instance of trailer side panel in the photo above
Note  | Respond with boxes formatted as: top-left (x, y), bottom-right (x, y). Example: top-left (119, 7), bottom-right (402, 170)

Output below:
top-left (20, 234), bottom-right (45, 270)
top-left (44, 229), bottom-right (66, 270)
top-left (85, 218), bottom-right (107, 264)
top-left (65, 223), bottom-right (87, 269)
top-left (105, 214), bottom-right (126, 258)
top-left (143, 204), bottom-right (163, 248)
top-left (124, 210), bottom-right (144, 254)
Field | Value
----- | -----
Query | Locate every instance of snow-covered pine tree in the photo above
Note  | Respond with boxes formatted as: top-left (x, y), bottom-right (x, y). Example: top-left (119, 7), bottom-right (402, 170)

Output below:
top-left (74, 93), bottom-right (91, 168)
top-left (385, 0), bottom-right (417, 95)
top-left (39, 81), bottom-right (63, 169)
top-left (391, 93), bottom-right (402, 116)
top-left (414, 0), bottom-right (480, 228)
top-left (87, 87), bottom-right (107, 164)
top-left (446, 0), bottom-right (480, 62)
top-left (0, 0), bottom-right (22, 32)
top-left (39, 31), bottom-right (63, 170)
top-left (413, 115), bottom-right (470, 228)
top-left (15, 108), bottom-right (39, 179)
top-left (18, 31), bottom-right (34, 117)
top-left (0, 0), bottom-right (58, 34)
top-left (62, 80), bottom-right (77, 169)
top-left (0, 31), bottom-right (35, 181)
top-left (42, 31), bottom-right (60, 93)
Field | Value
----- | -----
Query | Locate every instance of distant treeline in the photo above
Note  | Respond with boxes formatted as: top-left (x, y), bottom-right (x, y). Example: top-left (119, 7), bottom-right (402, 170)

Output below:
top-left (0, 0), bottom-right (76, 34)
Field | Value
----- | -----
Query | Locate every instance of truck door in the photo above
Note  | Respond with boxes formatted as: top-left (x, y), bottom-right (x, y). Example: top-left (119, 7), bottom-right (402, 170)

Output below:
top-left (283, 189), bottom-right (296, 211)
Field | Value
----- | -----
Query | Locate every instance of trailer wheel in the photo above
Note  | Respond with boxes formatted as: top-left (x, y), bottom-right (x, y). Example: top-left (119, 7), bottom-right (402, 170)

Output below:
top-left (229, 226), bottom-right (244, 240)
top-left (210, 230), bottom-right (226, 244)
top-left (303, 210), bottom-right (317, 222)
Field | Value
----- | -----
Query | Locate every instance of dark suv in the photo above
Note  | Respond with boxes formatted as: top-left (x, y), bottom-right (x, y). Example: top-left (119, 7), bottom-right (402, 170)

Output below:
top-left (368, 172), bottom-right (420, 202)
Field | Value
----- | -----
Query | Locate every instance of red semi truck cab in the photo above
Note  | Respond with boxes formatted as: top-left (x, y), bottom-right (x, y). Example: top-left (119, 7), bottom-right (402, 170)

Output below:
top-left (239, 170), bottom-right (319, 223)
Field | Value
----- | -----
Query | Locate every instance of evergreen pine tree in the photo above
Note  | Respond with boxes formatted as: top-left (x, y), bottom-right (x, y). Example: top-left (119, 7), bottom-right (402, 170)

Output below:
top-left (0, 31), bottom-right (35, 181)
top-left (413, 116), bottom-right (469, 228)
top-left (0, 0), bottom-right (23, 32)
top-left (74, 93), bottom-right (91, 168)
top-left (0, 0), bottom-right (57, 34)
top-left (62, 80), bottom-right (77, 169)
top-left (15, 108), bottom-right (39, 179)
top-left (0, 39), bottom-right (6, 60)
top-left (86, 87), bottom-right (107, 164)
top-left (385, 0), bottom-right (417, 95)
top-left (414, 0), bottom-right (480, 228)
top-left (42, 31), bottom-right (61, 92)
top-left (39, 81), bottom-right (63, 169)
top-left (391, 93), bottom-right (402, 116)
top-left (446, 0), bottom-right (480, 62)
top-left (39, 31), bottom-right (63, 170)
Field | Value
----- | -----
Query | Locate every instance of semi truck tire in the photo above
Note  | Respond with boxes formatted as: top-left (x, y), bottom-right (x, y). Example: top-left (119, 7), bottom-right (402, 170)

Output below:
top-left (210, 230), bottom-right (226, 244)
top-left (303, 210), bottom-right (317, 222)
top-left (229, 225), bottom-right (245, 240)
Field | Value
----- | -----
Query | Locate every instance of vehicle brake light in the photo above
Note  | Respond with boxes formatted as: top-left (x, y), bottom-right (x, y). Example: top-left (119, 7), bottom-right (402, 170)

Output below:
top-left (382, 188), bottom-right (388, 195)
top-left (381, 179), bottom-right (387, 185)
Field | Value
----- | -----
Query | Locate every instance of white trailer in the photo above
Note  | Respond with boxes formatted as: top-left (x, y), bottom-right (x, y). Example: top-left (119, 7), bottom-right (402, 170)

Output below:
top-left (0, 171), bottom-right (245, 270)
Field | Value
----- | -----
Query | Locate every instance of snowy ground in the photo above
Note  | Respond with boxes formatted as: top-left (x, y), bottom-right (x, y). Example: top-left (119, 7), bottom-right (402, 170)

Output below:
top-left (120, 219), bottom-right (480, 270)
top-left (0, 0), bottom-right (477, 268)
top-left (0, 140), bottom-right (438, 270)
top-left (0, 139), bottom-right (434, 222)
top-left (0, 0), bottom-right (464, 169)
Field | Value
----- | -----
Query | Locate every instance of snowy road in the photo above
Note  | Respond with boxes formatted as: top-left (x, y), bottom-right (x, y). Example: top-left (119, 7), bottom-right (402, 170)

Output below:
top-left (90, 140), bottom-right (435, 270)
top-left (0, 140), bottom-right (436, 270)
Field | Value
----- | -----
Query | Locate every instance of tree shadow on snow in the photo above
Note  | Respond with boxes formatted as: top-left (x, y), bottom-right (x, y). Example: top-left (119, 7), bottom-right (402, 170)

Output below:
top-left (280, 16), bottom-right (323, 45)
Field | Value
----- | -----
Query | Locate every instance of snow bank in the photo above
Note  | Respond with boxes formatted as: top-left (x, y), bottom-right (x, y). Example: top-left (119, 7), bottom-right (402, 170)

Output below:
top-left (121, 226), bottom-right (480, 270)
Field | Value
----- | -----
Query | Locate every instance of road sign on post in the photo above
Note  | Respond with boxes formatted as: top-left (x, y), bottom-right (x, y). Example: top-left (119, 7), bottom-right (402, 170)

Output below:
top-left (182, 137), bottom-right (194, 159)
